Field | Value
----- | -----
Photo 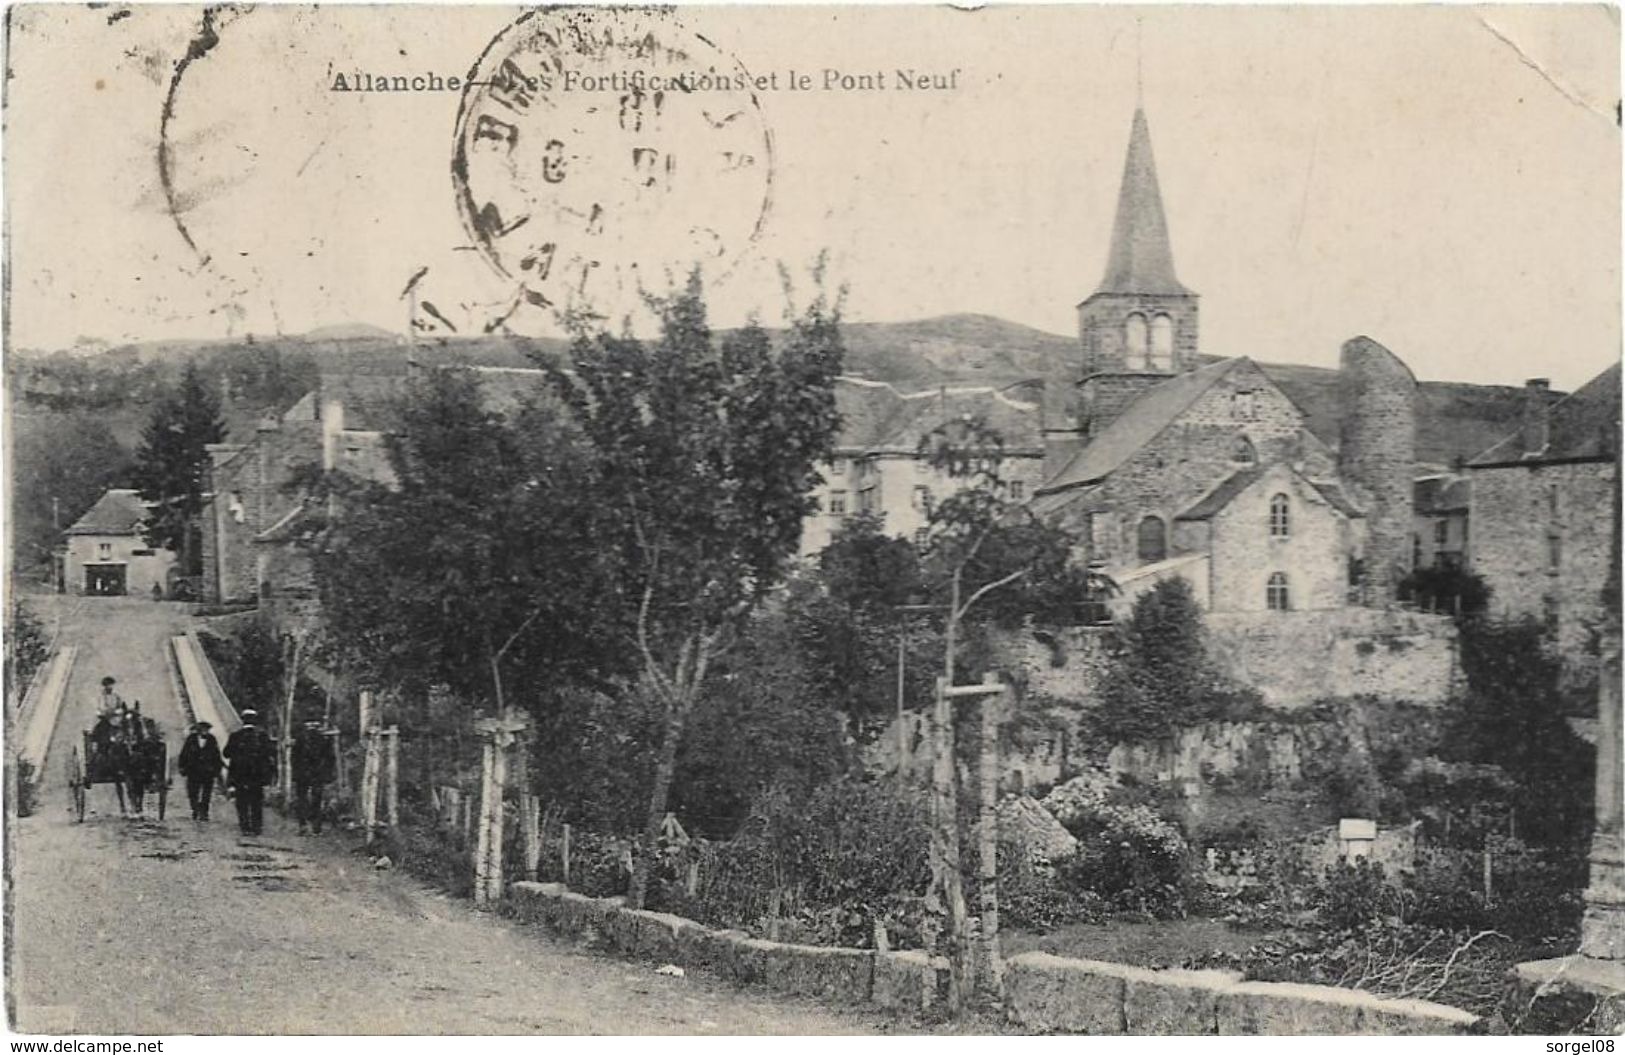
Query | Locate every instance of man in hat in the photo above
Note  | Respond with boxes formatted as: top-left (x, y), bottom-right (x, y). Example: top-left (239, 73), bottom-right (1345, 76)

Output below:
top-left (223, 709), bottom-right (276, 836)
top-left (97, 676), bottom-right (124, 718)
top-left (291, 718), bottom-right (337, 834)
top-left (178, 719), bottom-right (224, 821)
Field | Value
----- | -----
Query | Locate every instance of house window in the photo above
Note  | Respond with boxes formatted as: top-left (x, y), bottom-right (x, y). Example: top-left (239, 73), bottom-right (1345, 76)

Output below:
top-left (1232, 391), bottom-right (1259, 421)
top-left (831, 458), bottom-right (847, 478)
top-left (1124, 313), bottom-right (1149, 370)
top-left (1149, 314), bottom-right (1174, 370)
top-left (1548, 531), bottom-right (1562, 572)
top-left (1269, 494), bottom-right (1290, 538)
top-left (1136, 516), bottom-right (1167, 563)
top-left (914, 527), bottom-right (931, 548)
top-left (1266, 572), bottom-right (1291, 611)
top-left (1008, 480), bottom-right (1025, 500)
top-left (1434, 520), bottom-right (1449, 547)
top-left (829, 492), bottom-right (848, 517)
top-left (913, 485), bottom-right (932, 510)
top-left (96, 543), bottom-right (111, 560)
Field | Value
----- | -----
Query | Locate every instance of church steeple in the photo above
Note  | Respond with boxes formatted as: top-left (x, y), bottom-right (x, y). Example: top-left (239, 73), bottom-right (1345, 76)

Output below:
top-left (1074, 106), bottom-right (1200, 378)
top-left (1095, 108), bottom-right (1190, 297)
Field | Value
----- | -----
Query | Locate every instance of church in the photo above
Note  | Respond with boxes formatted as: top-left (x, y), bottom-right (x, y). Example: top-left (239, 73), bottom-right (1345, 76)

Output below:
top-left (1030, 107), bottom-right (1419, 615)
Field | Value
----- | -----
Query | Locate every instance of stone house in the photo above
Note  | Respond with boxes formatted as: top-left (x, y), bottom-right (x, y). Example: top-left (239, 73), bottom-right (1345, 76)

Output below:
top-left (1412, 472), bottom-right (1471, 572)
top-left (1467, 363), bottom-right (1621, 677)
top-left (61, 489), bottom-right (176, 597)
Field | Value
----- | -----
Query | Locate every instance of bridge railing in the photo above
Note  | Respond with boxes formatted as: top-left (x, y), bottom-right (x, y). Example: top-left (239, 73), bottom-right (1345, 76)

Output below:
top-left (16, 646), bottom-right (78, 772)
top-left (168, 631), bottom-right (241, 736)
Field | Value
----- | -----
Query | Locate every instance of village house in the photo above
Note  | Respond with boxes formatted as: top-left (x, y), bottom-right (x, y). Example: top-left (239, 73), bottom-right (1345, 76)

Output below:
top-left (1467, 363), bottom-right (1622, 680)
top-left (60, 488), bottom-right (176, 597)
top-left (1411, 472), bottom-right (1472, 572)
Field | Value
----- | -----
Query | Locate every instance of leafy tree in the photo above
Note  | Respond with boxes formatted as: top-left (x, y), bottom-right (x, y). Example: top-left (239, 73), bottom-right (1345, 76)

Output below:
top-left (304, 368), bottom-right (626, 719)
top-left (542, 274), bottom-right (844, 908)
top-left (1094, 577), bottom-right (1250, 743)
top-left (1399, 565), bottom-right (1491, 619)
top-left (1446, 616), bottom-right (1593, 849)
top-left (9, 413), bottom-right (132, 576)
top-left (132, 363), bottom-right (226, 574)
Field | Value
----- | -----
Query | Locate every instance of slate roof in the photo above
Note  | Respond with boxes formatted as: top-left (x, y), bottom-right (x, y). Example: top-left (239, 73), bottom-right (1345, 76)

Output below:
top-left (1088, 108), bottom-right (1192, 299)
top-left (1175, 466), bottom-right (1363, 522)
top-left (1414, 474), bottom-right (1471, 514)
top-left (1037, 358), bottom-right (1242, 495)
top-left (65, 489), bottom-right (148, 537)
top-left (1469, 362), bottom-right (1621, 468)
top-left (833, 377), bottom-right (1041, 454)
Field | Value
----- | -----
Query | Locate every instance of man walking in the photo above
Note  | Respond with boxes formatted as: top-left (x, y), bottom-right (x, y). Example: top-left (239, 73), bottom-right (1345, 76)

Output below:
top-left (178, 720), bottom-right (224, 821)
top-left (291, 718), bottom-right (336, 834)
top-left (223, 709), bottom-right (275, 836)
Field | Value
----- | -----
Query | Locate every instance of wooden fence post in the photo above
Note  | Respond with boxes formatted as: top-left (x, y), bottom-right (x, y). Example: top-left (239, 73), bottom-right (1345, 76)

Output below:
top-left (561, 822), bottom-right (572, 888)
top-left (976, 679), bottom-right (1008, 1004)
top-left (472, 711), bottom-right (528, 909)
top-left (383, 726), bottom-right (399, 829)
top-left (359, 691), bottom-right (380, 845)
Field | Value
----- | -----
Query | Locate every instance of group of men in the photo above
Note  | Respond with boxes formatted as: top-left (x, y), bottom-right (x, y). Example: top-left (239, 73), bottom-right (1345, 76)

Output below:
top-left (175, 710), bottom-right (339, 836)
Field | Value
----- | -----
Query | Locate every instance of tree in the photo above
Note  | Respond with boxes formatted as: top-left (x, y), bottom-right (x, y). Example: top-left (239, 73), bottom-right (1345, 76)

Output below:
top-left (542, 273), bottom-right (844, 908)
top-left (132, 363), bottom-right (226, 575)
top-left (304, 368), bottom-right (625, 718)
top-left (9, 413), bottom-right (132, 577)
top-left (912, 415), bottom-right (1085, 1010)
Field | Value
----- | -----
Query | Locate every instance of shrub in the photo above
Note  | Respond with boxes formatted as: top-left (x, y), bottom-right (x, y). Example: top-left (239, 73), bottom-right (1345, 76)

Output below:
top-left (996, 840), bottom-right (1105, 932)
top-left (15, 759), bottom-right (39, 818)
top-left (1315, 858), bottom-right (1403, 932)
top-left (7, 601), bottom-right (50, 692)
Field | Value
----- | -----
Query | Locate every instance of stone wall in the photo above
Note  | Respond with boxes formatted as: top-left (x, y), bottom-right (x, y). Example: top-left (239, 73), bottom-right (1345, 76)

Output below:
top-left (1207, 464), bottom-right (1351, 612)
top-left (506, 883), bottom-right (1476, 1034)
top-left (1004, 952), bottom-right (1476, 1034)
top-left (1470, 458), bottom-right (1614, 682)
top-left (1204, 608), bottom-right (1460, 709)
top-left (997, 609), bottom-right (1459, 713)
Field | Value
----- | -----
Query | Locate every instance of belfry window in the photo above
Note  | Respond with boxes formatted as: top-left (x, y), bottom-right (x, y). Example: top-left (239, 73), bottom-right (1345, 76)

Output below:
top-left (1269, 493), bottom-right (1290, 538)
top-left (1149, 314), bottom-right (1174, 370)
top-left (1124, 313), bottom-right (1149, 370)
top-left (1136, 515), bottom-right (1167, 563)
top-left (1266, 572), bottom-right (1291, 611)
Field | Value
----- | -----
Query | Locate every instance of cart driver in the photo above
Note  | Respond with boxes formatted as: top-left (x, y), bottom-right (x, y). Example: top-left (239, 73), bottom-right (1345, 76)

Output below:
top-left (97, 676), bottom-right (125, 718)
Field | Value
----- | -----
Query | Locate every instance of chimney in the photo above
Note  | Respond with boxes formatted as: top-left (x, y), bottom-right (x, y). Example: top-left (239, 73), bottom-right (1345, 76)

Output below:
top-left (1522, 379), bottom-right (1551, 455)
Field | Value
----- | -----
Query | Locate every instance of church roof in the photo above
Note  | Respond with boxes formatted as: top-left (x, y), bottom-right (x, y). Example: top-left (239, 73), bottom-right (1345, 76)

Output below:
top-left (1176, 466), bottom-right (1363, 521)
top-left (1038, 358), bottom-right (1242, 495)
top-left (65, 489), bottom-right (148, 537)
top-left (1469, 362), bottom-right (1621, 468)
top-left (1087, 108), bottom-right (1192, 300)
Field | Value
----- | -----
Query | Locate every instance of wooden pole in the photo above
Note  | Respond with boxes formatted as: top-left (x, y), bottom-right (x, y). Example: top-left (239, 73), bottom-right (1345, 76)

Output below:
top-left (976, 679), bottom-right (1007, 1004)
top-left (474, 735), bottom-right (497, 907)
top-left (896, 625), bottom-right (907, 791)
top-left (931, 673), bottom-right (969, 1015)
top-left (361, 727), bottom-right (381, 845)
top-left (384, 726), bottom-right (399, 829)
top-left (562, 822), bottom-right (572, 888)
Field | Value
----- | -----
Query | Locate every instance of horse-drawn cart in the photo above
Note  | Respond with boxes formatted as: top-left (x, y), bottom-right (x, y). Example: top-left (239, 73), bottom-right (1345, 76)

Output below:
top-left (66, 718), bottom-right (170, 822)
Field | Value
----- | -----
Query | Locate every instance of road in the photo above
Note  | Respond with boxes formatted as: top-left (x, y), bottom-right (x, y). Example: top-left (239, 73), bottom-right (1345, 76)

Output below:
top-left (9, 597), bottom-right (887, 1034)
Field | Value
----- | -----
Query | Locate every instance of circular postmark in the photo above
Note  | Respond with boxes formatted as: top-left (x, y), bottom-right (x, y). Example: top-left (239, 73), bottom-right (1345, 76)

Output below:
top-left (451, 7), bottom-right (775, 324)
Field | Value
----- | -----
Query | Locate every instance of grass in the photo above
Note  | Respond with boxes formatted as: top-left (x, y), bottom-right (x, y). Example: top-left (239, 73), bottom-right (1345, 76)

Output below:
top-left (1003, 916), bottom-right (1280, 969)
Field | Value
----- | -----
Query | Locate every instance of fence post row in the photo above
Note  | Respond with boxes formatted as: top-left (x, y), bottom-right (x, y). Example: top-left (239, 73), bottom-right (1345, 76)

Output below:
top-left (472, 710), bottom-right (530, 909)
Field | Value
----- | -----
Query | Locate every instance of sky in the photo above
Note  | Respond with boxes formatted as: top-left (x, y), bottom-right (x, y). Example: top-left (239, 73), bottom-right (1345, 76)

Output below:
top-left (4, 4), bottom-right (1619, 390)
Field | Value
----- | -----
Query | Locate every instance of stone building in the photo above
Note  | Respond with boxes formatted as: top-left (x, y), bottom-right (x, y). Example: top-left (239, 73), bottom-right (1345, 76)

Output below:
top-left (1029, 105), bottom-right (1423, 614)
top-left (1412, 472), bottom-right (1471, 572)
top-left (61, 489), bottom-right (176, 597)
top-left (1467, 363), bottom-right (1621, 677)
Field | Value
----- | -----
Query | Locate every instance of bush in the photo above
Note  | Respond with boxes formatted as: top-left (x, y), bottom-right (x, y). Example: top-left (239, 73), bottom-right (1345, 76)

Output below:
top-left (15, 759), bottom-right (39, 818)
top-left (664, 777), bottom-right (931, 947)
top-left (1316, 858), bottom-right (1403, 932)
top-left (996, 840), bottom-right (1105, 932)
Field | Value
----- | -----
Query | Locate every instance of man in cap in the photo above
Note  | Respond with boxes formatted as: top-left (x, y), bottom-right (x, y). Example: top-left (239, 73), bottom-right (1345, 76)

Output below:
top-left (223, 709), bottom-right (276, 836)
top-left (178, 719), bottom-right (224, 821)
top-left (291, 718), bottom-right (337, 834)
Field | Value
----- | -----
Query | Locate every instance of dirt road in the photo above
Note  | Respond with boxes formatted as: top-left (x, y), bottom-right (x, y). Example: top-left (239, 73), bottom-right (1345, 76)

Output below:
top-left (9, 598), bottom-right (886, 1034)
